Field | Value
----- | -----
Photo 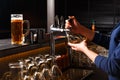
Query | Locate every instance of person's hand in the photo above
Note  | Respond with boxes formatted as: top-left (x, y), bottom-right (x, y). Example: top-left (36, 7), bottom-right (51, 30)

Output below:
top-left (68, 40), bottom-right (88, 53)
top-left (65, 16), bottom-right (95, 41)
top-left (65, 16), bottom-right (82, 34)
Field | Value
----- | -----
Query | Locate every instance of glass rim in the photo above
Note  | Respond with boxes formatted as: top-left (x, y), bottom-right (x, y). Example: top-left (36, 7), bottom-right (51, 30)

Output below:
top-left (11, 14), bottom-right (23, 20)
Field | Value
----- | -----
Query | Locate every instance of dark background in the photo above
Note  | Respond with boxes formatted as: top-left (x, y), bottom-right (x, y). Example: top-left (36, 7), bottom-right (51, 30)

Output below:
top-left (56, 0), bottom-right (120, 33)
top-left (1, 0), bottom-right (120, 38)
top-left (0, 0), bottom-right (47, 38)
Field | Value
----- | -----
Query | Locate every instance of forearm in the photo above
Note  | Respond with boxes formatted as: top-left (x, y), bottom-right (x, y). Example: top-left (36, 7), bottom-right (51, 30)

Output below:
top-left (82, 47), bottom-right (98, 62)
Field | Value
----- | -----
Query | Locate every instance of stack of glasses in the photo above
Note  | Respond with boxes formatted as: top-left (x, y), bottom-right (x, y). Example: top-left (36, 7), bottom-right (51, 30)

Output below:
top-left (1, 54), bottom-right (63, 80)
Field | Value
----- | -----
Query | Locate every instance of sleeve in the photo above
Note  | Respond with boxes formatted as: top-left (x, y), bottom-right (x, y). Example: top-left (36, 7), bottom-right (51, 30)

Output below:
top-left (92, 32), bottom-right (110, 49)
top-left (95, 53), bottom-right (120, 76)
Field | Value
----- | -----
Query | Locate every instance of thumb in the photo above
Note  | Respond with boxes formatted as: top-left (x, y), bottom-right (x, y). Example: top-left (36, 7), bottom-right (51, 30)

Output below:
top-left (68, 42), bottom-right (76, 47)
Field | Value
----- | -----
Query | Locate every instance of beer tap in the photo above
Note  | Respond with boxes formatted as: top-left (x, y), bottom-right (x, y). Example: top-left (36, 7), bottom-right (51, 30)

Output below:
top-left (50, 15), bottom-right (69, 32)
top-left (50, 15), bottom-right (69, 56)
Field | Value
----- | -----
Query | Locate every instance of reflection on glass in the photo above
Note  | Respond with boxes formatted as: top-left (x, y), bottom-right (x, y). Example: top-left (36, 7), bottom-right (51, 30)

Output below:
top-left (41, 68), bottom-right (52, 80)
top-left (34, 72), bottom-right (46, 80)
top-left (51, 65), bottom-right (63, 80)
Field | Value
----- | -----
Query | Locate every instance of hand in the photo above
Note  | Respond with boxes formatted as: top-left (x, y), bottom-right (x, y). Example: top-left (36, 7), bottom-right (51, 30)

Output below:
top-left (68, 40), bottom-right (88, 53)
top-left (65, 16), bottom-right (95, 41)
top-left (68, 40), bottom-right (98, 62)
top-left (65, 16), bottom-right (82, 34)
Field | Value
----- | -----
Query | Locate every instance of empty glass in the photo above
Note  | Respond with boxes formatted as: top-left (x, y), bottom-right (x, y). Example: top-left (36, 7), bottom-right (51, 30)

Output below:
top-left (9, 62), bottom-right (24, 80)
top-left (51, 65), bottom-right (62, 80)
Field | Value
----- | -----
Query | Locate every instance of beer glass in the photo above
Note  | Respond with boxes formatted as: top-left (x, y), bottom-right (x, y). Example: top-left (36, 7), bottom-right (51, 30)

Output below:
top-left (66, 31), bottom-right (84, 44)
top-left (11, 14), bottom-right (30, 45)
top-left (9, 62), bottom-right (24, 80)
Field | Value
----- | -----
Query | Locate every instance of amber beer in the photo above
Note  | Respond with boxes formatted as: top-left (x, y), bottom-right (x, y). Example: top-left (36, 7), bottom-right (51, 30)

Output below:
top-left (11, 14), bottom-right (30, 45)
top-left (11, 20), bottom-right (24, 45)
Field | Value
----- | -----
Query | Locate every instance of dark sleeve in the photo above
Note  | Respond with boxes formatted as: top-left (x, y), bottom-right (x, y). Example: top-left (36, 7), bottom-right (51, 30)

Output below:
top-left (95, 54), bottom-right (120, 76)
top-left (92, 32), bottom-right (110, 49)
top-left (95, 43), bottom-right (120, 77)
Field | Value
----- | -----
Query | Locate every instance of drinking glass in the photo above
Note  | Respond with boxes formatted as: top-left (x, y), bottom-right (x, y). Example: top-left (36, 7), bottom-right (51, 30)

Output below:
top-left (65, 31), bottom-right (84, 44)
top-left (11, 14), bottom-right (30, 45)
top-left (9, 62), bottom-right (24, 80)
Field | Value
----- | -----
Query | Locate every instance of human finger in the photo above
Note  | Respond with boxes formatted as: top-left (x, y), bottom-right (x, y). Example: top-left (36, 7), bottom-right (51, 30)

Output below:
top-left (65, 19), bottom-right (72, 28)
top-left (68, 42), bottom-right (76, 47)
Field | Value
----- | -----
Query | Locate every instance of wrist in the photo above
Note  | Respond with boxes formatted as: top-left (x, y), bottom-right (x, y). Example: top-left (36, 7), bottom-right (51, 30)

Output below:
top-left (83, 47), bottom-right (98, 62)
top-left (82, 46), bottom-right (89, 53)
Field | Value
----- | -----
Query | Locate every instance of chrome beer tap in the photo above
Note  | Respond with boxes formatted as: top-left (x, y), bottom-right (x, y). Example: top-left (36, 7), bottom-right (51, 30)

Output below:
top-left (50, 15), bottom-right (70, 56)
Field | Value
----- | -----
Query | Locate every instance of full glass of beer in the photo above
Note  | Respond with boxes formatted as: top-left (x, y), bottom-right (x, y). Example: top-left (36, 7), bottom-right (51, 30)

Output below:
top-left (11, 14), bottom-right (30, 45)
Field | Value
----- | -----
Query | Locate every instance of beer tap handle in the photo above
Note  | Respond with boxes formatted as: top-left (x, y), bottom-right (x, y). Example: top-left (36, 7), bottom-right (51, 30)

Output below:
top-left (54, 15), bottom-right (60, 28)
top-left (60, 16), bottom-right (64, 29)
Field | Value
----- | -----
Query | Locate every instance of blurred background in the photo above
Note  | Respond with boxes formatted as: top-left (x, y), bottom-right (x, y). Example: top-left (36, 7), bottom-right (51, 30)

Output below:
top-left (0, 0), bottom-right (120, 38)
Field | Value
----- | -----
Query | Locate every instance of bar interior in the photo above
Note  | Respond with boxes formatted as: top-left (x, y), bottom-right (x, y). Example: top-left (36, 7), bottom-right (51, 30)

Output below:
top-left (0, 0), bottom-right (119, 80)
